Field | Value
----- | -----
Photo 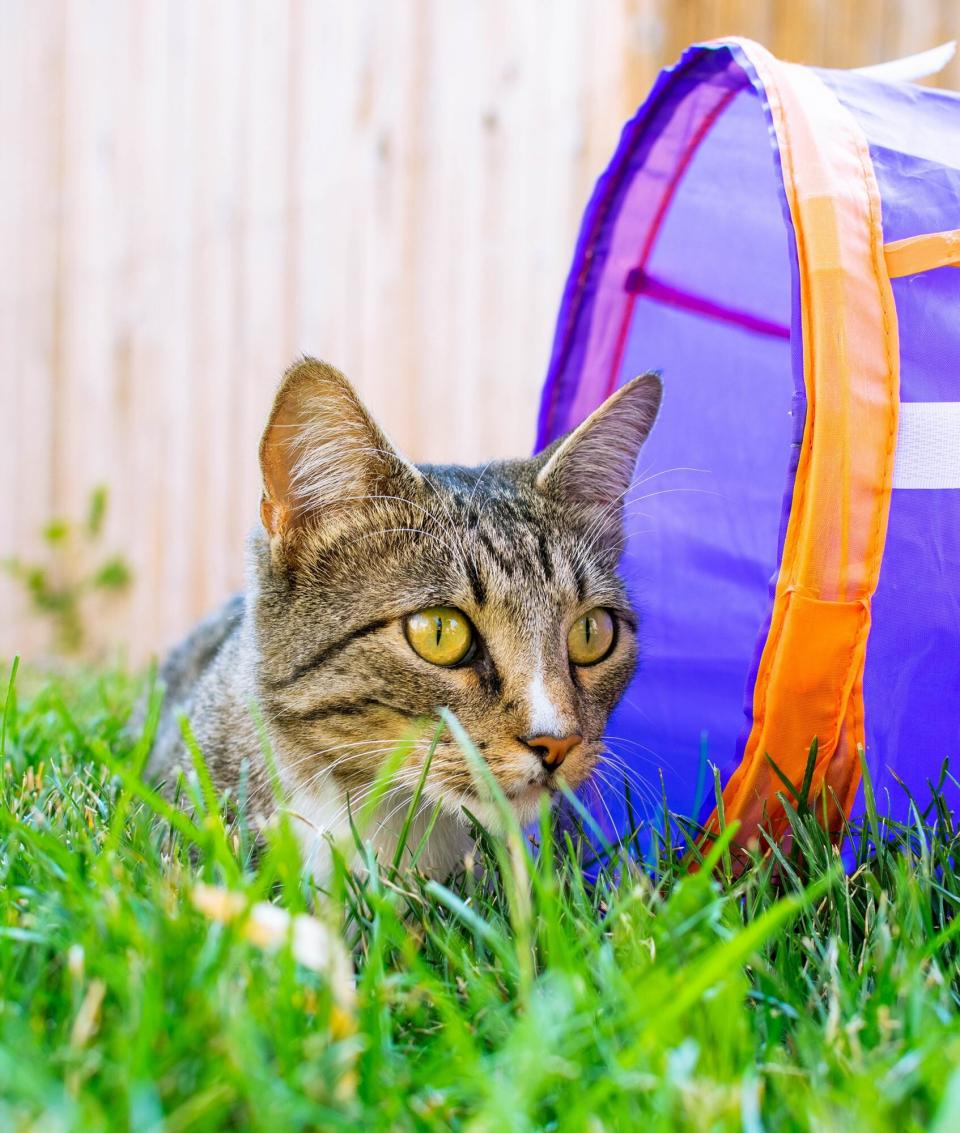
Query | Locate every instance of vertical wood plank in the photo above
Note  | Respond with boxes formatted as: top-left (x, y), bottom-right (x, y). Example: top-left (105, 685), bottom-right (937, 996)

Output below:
top-left (0, 3), bottom-right (63, 660)
top-left (3, 0), bottom-right (959, 663)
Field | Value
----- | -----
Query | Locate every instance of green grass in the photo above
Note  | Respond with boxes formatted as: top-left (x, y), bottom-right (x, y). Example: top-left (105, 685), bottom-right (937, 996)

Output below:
top-left (2, 662), bottom-right (960, 1132)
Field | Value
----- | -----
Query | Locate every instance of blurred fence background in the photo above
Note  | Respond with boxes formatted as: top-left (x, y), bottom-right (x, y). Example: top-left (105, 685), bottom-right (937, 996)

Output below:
top-left (2, 0), bottom-right (958, 663)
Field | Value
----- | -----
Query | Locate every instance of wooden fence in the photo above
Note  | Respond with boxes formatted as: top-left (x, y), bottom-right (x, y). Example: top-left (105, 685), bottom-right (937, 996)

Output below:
top-left (2, 0), bottom-right (958, 663)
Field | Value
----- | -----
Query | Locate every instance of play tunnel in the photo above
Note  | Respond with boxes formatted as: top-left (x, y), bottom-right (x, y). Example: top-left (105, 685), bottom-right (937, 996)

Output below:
top-left (536, 39), bottom-right (960, 842)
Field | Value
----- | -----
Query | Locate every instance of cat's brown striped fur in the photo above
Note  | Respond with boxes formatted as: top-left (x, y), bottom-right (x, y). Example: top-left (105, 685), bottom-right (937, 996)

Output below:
top-left (149, 358), bottom-right (662, 879)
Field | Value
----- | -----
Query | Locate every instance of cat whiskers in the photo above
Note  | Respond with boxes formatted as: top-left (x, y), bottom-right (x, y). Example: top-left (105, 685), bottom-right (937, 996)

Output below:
top-left (593, 755), bottom-right (659, 810)
top-left (280, 736), bottom-right (420, 775)
top-left (577, 766), bottom-right (624, 836)
top-left (296, 780), bottom-right (412, 841)
top-left (593, 749), bottom-right (665, 824)
top-left (567, 466), bottom-right (682, 559)
top-left (293, 735), bottom-right (433, 812)
top-left (589, 762), bottom-right (659, 827)
top-left (581, 485), bottom-right (721, 556)
top-left (325, 781), bottom-right (430, 851)
top-left (369, 789), bottom-right (434, 851)
top-left (570, 467), bottom-right (713, 570)
top-left (293, 744), bottom-right (420, 797)
top-left (601, 732), bottom-right (677, 774)
top-left (326, 491), bottom-right (472, 579)
top-left (416, 473), bottom-right (477, 580)
top-left (465, 459), bottom-right (498, 515)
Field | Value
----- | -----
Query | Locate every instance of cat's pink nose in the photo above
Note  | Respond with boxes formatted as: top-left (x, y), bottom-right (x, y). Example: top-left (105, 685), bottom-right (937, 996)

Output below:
top-left (521, 734), bottom-right (582, 771)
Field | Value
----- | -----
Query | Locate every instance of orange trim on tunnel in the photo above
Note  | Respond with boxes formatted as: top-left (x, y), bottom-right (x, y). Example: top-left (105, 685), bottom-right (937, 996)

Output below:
top-left (885, 229), bottom-right (960, 278)
top-left (703, 39), bottom-right (901, 850)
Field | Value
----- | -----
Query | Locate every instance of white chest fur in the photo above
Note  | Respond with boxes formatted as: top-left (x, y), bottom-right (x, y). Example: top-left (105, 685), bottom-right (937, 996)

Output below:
top-left (284, 779), bottom-right (473, 883)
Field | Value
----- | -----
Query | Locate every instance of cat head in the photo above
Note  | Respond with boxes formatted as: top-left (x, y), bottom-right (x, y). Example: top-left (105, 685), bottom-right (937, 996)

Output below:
top-left (253, 358), bottom-right (661, 831)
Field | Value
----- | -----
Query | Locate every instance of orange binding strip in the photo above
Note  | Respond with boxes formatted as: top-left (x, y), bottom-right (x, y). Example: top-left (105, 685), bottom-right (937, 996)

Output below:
top-left (885, 229), bottom-right (960, 278)
top-left (704, 40), bottom-right (901, 851)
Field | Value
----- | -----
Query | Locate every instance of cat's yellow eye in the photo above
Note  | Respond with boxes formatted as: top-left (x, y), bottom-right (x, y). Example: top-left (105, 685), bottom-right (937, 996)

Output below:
top-left (567, 607), bottom-right (615, 666)
top-left (405, 607), bottom-right (474, 667)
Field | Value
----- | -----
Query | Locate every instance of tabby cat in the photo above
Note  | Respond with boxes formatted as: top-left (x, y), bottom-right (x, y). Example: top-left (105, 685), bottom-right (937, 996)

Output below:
top-left (149, 358), bottom-right (662, 879)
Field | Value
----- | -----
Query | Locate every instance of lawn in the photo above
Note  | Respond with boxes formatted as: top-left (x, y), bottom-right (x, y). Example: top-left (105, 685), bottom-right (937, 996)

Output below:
top-left (1, 661), bottom-right (959, 1132)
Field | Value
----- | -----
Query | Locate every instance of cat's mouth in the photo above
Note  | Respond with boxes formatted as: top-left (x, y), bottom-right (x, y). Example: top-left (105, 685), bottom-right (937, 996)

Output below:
top-left (510, 780), bottom-right (551, 799)
top-left (506, 771), bottom-right (556, 803)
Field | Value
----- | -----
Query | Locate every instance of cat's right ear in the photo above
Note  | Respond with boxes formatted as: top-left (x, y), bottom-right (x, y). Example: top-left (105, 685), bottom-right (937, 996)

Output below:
top-left (259, 358), bottom-right (420, 555)
top-left (534, 371), bottom-right (662, 511)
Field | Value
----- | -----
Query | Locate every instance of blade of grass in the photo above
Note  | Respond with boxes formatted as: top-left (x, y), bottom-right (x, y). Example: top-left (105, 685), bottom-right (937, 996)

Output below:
top-left (392, 722), bottom-right (442, 871)
top-left (1, 655), bottom-right (20, 760)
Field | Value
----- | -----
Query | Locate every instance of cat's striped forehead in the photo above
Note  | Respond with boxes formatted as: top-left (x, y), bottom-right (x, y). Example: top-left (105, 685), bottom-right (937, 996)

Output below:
top-left (412, 461), bottom-right (627, 616)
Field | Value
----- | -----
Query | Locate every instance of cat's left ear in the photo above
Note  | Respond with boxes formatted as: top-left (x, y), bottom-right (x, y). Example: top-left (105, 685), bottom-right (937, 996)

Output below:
top-left (259, 357), bottom-right (420, 552)
top-left (534, 372), bottom-right (662, 510)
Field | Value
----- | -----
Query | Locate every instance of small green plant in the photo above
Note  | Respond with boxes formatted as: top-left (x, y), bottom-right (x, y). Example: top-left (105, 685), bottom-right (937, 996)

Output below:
top-left (3, 486), bottom-right (133, 655)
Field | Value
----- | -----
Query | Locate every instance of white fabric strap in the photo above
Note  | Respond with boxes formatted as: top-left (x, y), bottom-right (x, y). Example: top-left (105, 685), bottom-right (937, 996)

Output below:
top-left (854, 42), bottom-right (956, 84)
top-left (893, 402), bottom-right (960, 489)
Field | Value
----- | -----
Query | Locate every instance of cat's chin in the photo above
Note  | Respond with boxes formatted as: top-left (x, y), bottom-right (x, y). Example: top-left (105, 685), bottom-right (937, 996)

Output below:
top-left (446, 785), bottom-right (556, 833)
top-left (506, 782), bottom-right (557, 828)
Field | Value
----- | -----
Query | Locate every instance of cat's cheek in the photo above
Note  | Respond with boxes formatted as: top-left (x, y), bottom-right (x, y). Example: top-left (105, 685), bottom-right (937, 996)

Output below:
top-left (573, 652), bottom-right (638, 724)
